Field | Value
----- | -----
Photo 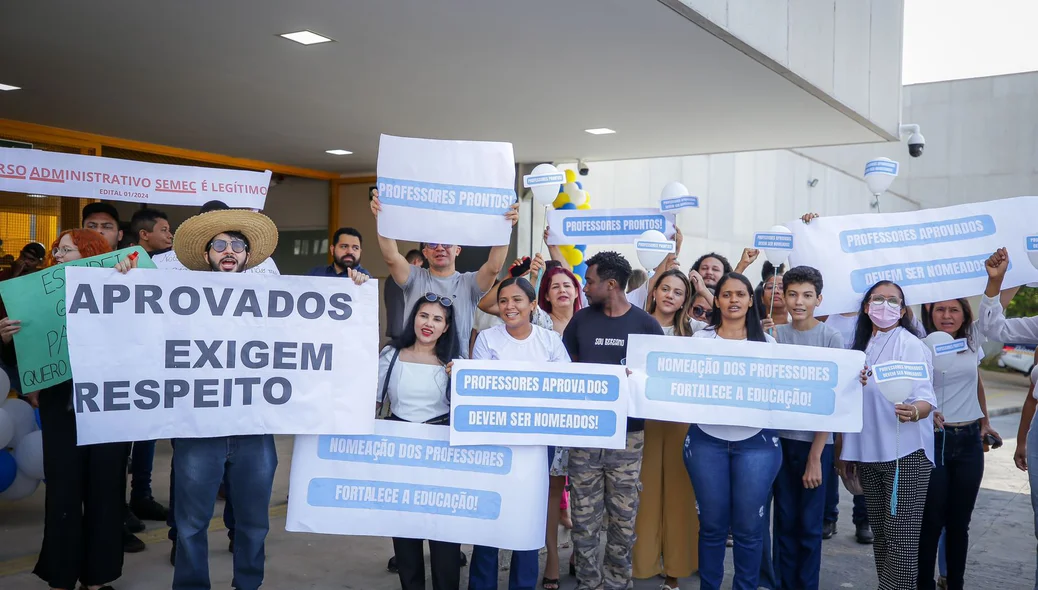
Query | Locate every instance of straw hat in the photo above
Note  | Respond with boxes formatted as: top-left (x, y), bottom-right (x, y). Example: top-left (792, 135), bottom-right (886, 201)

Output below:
top-left (173, 209), bottom-right (278, 271)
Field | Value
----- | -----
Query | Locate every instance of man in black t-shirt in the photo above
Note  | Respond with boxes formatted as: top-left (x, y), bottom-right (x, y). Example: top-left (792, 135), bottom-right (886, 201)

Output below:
top-left (562, 251), bottom-right (663, 590)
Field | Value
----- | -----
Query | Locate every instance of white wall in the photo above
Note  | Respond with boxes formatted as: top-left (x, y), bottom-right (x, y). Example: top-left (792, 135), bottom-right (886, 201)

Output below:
top-left (672, 0), bottom-right (904, 138)
top-left (522, 150), bottom-right (917, 278)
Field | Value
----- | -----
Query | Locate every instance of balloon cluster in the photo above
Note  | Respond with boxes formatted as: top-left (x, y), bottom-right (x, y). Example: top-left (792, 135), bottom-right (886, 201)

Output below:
top-left (552, 170), bottom-right (592, 284)
top-left (0, 372), bottom-right (43, 502)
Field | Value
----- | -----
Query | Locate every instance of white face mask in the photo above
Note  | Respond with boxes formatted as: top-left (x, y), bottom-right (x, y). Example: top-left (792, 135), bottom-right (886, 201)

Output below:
top-left (868, 300), bottom-right (901, 329)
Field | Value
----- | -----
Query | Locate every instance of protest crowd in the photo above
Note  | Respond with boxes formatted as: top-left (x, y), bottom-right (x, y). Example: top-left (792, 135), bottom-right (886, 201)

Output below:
top-left (0, 156), bottom-right (1036, 590)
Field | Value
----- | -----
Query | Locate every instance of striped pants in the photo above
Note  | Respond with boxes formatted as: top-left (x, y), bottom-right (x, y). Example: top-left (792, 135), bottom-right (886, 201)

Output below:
top-left (859, 449), bottom-right (932, 590)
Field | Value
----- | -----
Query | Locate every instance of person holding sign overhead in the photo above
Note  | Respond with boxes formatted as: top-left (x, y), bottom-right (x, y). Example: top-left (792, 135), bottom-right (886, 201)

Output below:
top-left (916, 298), bottom-right (998, 590)
top-left (0, 229), bottom-right (140, 590)
top-left (842, 280), bottom-right (935, 590)
top-left (376, 292), bottom-right (461, 590)
top-left (634, 268), bottom-right (700, 590)
top-left (468, 276), bottom-right (569, 590)
top-left (371, 189), bottom-right (519, 358)
top-left (681, 272), bottom-right (780, 590)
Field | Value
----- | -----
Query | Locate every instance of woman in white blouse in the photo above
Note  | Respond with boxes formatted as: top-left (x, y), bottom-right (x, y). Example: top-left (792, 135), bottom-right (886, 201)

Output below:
top-left (682, 272), bottom-right (780, 590)
top-left (469, 276), bottom-right (570, 590)
top-left (841, 280), bottom-right (936, 590)
top-left (916, 298), bottom-right (998, 590)
top-left (376, 293), bottom-right (461, 590)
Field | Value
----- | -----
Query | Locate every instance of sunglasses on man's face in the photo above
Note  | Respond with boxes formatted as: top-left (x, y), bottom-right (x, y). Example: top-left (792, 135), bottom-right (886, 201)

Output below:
top-left (209, 239), bottom-right (248, 254)
top-left (425, 243), bottom-right (454, 251)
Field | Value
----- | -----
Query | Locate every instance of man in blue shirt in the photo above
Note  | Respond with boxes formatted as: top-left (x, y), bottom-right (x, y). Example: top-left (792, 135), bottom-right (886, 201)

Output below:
top-left (308, 227), bottom-right (371, 277)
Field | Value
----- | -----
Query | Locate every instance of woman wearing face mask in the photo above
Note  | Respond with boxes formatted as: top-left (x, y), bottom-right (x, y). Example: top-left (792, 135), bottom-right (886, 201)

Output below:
top-left (682, 272), bottom-right (781, 590)
top-left (841, 281), bottom-right (935, 590)
top-left (468, 277), bottom-right (570, 590)
top-left (377, 294), bottom-right (461, 590)
top-left (535, 265), bottom-right (583, 586)
top-left (915, 298), bottom-right (998, 590)
top-left (634, 269), bottom-right (699, 590)
top-left (0, 229), bottom-right (138, 590)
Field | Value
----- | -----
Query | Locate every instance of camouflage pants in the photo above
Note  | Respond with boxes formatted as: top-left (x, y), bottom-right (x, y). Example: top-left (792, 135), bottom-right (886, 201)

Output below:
top-left (567, 430), bottom-right (645, 590)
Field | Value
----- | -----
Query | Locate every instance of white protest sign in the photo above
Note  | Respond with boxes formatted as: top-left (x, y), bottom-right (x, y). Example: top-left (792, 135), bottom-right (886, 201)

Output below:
top-left (376, 135), bottom-right (516, 246)
top-left (449, 359), bottom-right (629, 449)
top-left (1026, 235), bottom-right (1038, 270)
top-left (286, 420), bottom-right (548, 550)
top-left (872, 361), bottom-right (930, 404)
top-left (65, 269), bottom-right (378, 444)
top-left (786, 197), bottom-right (1038, 315)
top-left (0, 147), bottom-right (270, 208)
top-left (660, 181), bottom-right (699, 212)
top-left (546, 208), bottom-right (676, 245)
top-left (151, 250), bottom-right (281, 275)
top-left (932, 338), bottom-right (969, 356)
top-left (626, 335), bottom-right (865, 432)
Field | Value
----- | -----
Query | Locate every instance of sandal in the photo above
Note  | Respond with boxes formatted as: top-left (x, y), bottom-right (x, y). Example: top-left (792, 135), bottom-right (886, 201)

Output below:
top-left (542, 577), bottom-right (560, 590)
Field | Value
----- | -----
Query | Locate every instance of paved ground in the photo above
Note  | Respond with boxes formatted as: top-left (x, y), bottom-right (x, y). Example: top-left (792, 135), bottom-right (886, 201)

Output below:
top-left (1, 370), bottom-right (1035, 589)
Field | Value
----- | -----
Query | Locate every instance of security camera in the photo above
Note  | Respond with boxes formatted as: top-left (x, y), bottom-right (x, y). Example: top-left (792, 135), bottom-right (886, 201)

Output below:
top-left (577, 159), bottom-right (590, 176)
top-left (899, 124), bottom-right (925, 158)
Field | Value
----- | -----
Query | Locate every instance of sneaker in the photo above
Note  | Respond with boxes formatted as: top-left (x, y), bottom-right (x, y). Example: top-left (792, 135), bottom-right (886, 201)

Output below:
top-left (124, 507), bottom-right (145, 533)
top-left (855, 523), bottom-right (874, 544)
top-left (387, 556), bottom-right (398, 574)
top-left (123, 529), bottom-right (146, 553)
top-left (822, 521), bottom-right (836, 540)
top-left (130, 496), bottom-right (169, 521)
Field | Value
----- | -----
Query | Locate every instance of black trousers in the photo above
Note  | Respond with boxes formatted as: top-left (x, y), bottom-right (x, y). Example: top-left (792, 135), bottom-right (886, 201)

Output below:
top-left (392, 537), bottom-right (461, 590)
top-left (917, 421), bottom-right (985, 590)
top-left (33, 383), bottom-right (130, 589)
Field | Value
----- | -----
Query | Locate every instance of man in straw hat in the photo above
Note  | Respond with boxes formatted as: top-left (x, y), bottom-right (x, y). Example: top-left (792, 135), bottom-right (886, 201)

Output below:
top-left (164, 207), bottom-right (332, 590)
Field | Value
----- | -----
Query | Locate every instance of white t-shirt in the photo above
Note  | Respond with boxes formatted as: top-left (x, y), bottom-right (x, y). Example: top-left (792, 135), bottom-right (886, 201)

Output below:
top-left (377, 348), bottom-right (450, 423)
top-left (692, 328), bottom-right (776, 442)
top-left (626, 284), bottom-right (648, 310)
top-left (933, 335), bottom-right (985, 424)
top-left (824, 314), bottom-right (858, 349)
top-left (473, 324), bottom-right (570, 363)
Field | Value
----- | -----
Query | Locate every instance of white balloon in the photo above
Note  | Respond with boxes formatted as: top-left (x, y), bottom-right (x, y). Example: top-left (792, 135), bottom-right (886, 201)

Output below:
top-left (875, 378), bottom-right (913, 405)
top-left (864, 157), bottom-right (899, 196)
top-left (762, 224), bottom-right (793, 266)
top-left (660, 181), bottom-right (689, 200)
top-left (13, 430), bottom-right (43, 480)
top-left (634, 230), bottom-right (674, 271)
top-left (563, 182), bottom-right (581, 198)
top-left (0, 469), bottom-right (39, 501)
top-left (0, 408), bottom-right (13, 449)
top-left (528, 163), bottom-right (563, 205)
top-left (1, 398), bottom-right (36, 446)
top-left (922, 331), bottom-right (956, 374)
top-left (568, 189), bottom-right (588, 207)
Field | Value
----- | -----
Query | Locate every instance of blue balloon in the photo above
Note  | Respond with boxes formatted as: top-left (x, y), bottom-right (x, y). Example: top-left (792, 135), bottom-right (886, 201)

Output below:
top-left (0, 450), bottom-right (16, 493)
top-left (559, 203), bottom-right (577, 210)
top-left (573, 262), bottom-right (588, 276)
top-left (576, 181), bottom-right (583, 189)
top-left (575, 244), bottom-right (586, 253)
top-left (34, 408), bottom-right (41, 430)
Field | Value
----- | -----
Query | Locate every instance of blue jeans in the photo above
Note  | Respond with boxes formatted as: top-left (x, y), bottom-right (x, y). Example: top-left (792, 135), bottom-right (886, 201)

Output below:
top-left (167, 441), bottom-right (235, 542)
top-left (469, 546), bottom-right (539, 590)
top-left (172, 435), bottom-right (277, 590)
top-left (130, 440), bottom-right (157, 501)
top-left (684, 426), bottom-right (782, 590)
top-left (759, 496), bottom-right (777, 590)
top-left (772, 440), bottom-right (830, 590)
top-left (1027, 416), bottom-right (1038, 590)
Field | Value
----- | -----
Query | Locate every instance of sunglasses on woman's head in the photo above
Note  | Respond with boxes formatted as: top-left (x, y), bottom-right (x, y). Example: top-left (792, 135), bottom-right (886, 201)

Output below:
top-left (209, 239), bottom-right (248, 254)
top-left (692, 305), bottom-right (710, 319)
top-left (423, 292), bottom-right (453, 307)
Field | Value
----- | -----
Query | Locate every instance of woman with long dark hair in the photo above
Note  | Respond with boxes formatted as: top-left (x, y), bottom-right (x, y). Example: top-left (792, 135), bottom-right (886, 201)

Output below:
top-left (467, 277), bottom-right (569, 590)
top-left (916, 298), bottom-right (998, 590)
top-left (376, 293), bottom-right (460, 590)
top-left (635, 269), bottom-right (699, 590)
top-left (682, 272), bottom-right (781, 590)
top-left (0, 229), bottom-right (138, 590)
top-left (841, 280), bottom-right (936, 590)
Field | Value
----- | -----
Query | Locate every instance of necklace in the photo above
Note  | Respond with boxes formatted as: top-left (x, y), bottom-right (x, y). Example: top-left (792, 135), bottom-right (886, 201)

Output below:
top-left (864, 327), bottom-right (901, 367)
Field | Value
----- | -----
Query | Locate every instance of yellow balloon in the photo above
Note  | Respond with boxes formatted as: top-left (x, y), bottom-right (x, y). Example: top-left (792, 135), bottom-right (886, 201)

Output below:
top-left (552, 193), bottom-right (571, 209)
top-left (577, 203), bottom-right (591, 210)
top-left (582, 192), bottom-right (591, 206)
top-left (557, 245), bottom-right (574, 256)
top-left (565, 247), bottom-right (584, 267)
top-left (564, 169), bottom-right (577, 184)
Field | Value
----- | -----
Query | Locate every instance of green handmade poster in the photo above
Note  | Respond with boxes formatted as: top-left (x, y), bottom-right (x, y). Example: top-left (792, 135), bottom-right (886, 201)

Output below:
top-left (0, 246), bottom-right (155, 392)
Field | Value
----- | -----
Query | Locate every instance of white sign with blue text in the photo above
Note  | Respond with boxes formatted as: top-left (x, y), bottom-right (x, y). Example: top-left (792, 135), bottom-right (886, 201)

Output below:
top-left (787, 196), bottom-right (1038, 315)
top-left (546, 208), bottom-right (676, 245)
top-left (753, 232), bottom-right (794, 251)
top-left (626, 335), bottom-right (865, 432)
top-left (449, 359), bottom-right (629, 449)
top-left (660, 196), bottom-right (699, 212)
top-left (376, 134), bottom-right (517, 247)
top-left (286, 420), bottom-right (548, 550)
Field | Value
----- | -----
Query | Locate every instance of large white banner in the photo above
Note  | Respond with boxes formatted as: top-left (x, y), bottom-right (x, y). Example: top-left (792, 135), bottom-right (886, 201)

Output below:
top-left (627, 335), bottom-right (865, 432)
top-left (151, 250), bottom-right (281, 275)
top-left (287, 421), bottom-right (548, 550)
top-left (449, 359), bottom-right (629, 449)
top-left (0, 147), bottom-right (270, 208)
top-left (787, 197), bottom-right (1038, 315)
top-left (65, 268), bottom-right (378, 444)
top-left (376, 135), bottom-right (516, 246)
top-left (546, 208), bottom-right (676, 245)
